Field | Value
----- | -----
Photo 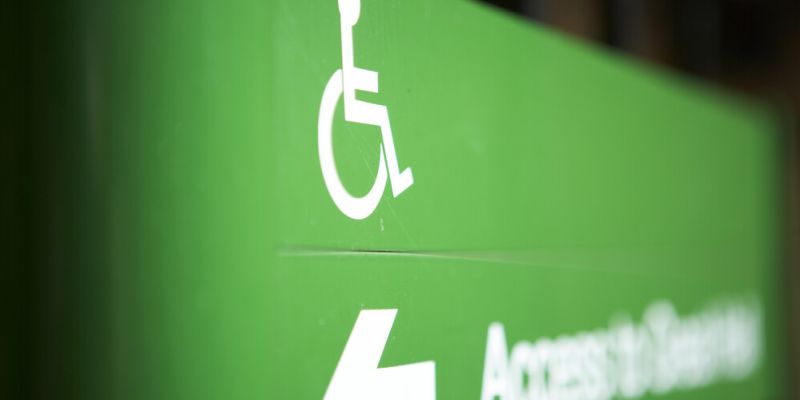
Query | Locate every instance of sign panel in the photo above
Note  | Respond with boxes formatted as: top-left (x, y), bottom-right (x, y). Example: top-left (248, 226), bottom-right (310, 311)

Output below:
top-left (94, 0), bottom-right (786, 399)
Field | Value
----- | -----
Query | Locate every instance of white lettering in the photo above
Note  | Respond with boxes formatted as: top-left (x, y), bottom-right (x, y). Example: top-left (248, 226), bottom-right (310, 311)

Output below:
top-left (480, 297), bottom-right (761, 400)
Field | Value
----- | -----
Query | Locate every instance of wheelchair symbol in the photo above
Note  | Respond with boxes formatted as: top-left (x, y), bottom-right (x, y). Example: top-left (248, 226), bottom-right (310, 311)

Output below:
top-left (318, 0), bottom-right (414, 220)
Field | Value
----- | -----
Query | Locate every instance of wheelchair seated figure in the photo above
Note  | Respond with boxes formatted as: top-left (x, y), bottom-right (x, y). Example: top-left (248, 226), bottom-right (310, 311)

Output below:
top-left (336, 0), bottom-right (414, 197)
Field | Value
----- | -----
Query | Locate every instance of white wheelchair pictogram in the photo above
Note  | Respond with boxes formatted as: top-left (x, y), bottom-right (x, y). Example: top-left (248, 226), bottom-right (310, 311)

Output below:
top-left (318, 0), bottom-right (414, 220)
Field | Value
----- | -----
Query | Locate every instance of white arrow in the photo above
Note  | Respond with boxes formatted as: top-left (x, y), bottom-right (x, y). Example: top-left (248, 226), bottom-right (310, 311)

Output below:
top-left (323, 309), bottom-right (436, 400)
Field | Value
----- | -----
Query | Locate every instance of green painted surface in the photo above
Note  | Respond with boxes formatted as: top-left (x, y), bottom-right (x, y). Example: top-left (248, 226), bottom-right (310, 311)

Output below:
top-left (65, 0), bottom-right (785, 399)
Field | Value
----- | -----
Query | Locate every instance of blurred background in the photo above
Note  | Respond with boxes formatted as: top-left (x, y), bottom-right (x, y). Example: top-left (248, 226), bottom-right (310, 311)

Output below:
top-left (2, 0), bottom-right (799, 398)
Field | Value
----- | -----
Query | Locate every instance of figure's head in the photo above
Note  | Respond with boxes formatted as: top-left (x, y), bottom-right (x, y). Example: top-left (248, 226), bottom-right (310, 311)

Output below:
top-left (338, 0), bottom-right (361, 26)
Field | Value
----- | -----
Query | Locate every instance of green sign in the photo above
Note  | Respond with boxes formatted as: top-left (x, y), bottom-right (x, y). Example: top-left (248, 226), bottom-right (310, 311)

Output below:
top-left (61, 0), bottom-right (785, 399)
